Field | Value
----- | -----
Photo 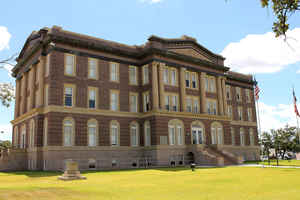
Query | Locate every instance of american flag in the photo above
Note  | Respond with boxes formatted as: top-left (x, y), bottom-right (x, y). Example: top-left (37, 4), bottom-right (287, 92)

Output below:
top-left (293, 89), bottom-right (300, 117)
top-left (254, 83), bottom-right (260, 101)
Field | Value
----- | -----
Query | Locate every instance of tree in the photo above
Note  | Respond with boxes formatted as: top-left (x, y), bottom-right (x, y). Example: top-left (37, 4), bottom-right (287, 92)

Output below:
top-left (0, 140), bottom-right (12, 150)
top-left (261, 0), bottom-right (300, 37)
top-left (260, 131), bottom-right (273, 163)
top-left (0, 55), bottom-right (15, 107)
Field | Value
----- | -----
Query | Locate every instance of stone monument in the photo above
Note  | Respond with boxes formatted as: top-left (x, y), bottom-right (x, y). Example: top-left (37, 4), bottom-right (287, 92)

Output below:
top-left (58, 159), bottom-right (86, 181)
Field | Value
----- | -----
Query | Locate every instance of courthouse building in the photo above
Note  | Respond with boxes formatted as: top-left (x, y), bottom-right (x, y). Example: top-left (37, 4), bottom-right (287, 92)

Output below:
top-left (10, 26), bottom-right (260, 171)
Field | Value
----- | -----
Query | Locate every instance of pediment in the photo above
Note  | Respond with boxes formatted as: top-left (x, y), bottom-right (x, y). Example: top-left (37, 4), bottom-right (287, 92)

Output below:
top-left (169, 47), bottom-right (212, 62)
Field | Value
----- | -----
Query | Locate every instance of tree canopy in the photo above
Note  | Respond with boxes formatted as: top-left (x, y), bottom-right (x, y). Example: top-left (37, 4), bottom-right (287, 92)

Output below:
top-left (261, 0), bottom-right (300, 37)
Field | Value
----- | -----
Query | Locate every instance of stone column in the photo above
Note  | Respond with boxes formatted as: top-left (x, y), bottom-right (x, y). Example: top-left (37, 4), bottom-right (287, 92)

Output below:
top-left (20, 73), bottom-right (27, 115)
top-left (151, 62), bottom-right (159, 111)
top-left (158, 63), bottom-right (165, 110)
top-left (180, 67), bottom-right (186, 112)
top-left (200, 72), bottom-right (207, 113)
top-left (28, 66), bottom-right (36, 110)
top-left (14, 79), bottom-right (21, 119)
top-left (217, 77), bottom-right (224, 115)
top-left (222, 77), bottom-right (228, 116)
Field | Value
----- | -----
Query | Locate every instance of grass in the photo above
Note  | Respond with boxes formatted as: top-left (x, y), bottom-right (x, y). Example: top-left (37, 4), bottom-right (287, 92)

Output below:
top-left (0, 167), bottom-right (300, 200)
top-left (245, 159), bottom-right (300, 166)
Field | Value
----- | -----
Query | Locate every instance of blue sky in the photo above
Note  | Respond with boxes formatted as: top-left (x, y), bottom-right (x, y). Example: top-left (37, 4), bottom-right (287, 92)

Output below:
top-left (1, 0), bottom-right (300, 140)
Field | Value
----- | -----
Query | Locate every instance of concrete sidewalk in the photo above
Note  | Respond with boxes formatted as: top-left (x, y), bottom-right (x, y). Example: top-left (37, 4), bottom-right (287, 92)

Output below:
top-left (238, 164), bottom-right (300, 169)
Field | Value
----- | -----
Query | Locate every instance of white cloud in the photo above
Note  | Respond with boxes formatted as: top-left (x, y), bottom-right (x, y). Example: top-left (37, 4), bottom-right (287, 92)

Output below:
top-left (221, 28), bottom-right (300, 74)
top-left (297, 69), bottom-right (300, 74)
top-left (0, 124), bottom-right (12, 141)
top-left (0, 26), bottom-right (11, 51)
top-left (257, 102), bottom-right (300, 132)
top-left (139, 0), bottom-right (162, 4)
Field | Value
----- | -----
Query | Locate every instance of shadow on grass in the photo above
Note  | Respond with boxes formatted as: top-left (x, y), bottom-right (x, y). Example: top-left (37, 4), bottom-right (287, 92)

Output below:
top-left (2, 171), bottom-right (60, 178)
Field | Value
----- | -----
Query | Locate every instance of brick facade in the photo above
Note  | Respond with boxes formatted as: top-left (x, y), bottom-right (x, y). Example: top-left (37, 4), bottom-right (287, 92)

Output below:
top-left (9, 26), bottom-right (260, 171)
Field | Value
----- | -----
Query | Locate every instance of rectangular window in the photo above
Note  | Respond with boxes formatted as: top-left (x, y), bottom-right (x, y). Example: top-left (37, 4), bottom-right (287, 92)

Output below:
top-left (165, 95), bottom-right (170, 111)
top-left (143, 65), bottom-right (149, 84)
top-left (210, 78), bottom-right (215, 92)
top-left (164, 68), bottom-right (169, 84)
top-left (44, 118), bottom-right (48, 146)
top-left (177, 126), bottom-right (183, 145)
top-left (129, 93), bottom-right (138, 112)
top-left (172, 95), bottom-right (178, 111)
top-left (226, 85), bottom-right (231, 100)
top-left (236, 87), bottom-right (241, 101)
top-left (186, 97), bottom-right (192, 112)
top-left (185, 72), bottom-right (190, 88)
top-left (88, 58), bottom-right (97, 79)
top-left (143, 92), bottom-right (150, 112)
top-left (64, 86), bottom-right (74, 107)
top-left (65, 54), bottom-right (75, 76)
top-left (110, 62), bottom-right (119, 82)
top-left (170, 69), bottom-right (177, 85)
top-left (129, 66), bottom-right (137, 85)
top-left (111, 125), bottom-right (118, 146)
top-left (207, 101), bottom-right (211, 114)
top-left (246, 89), bottom-right (251, 102)
top-left (238, 107), bottom-right (243, 120)
top-left (228, 105), bottom-right (232, 118)
top-left (88, 88), bottom-right (96, 109)
top-left (212, 101), bottom-right (217, 115)
top-left (88, 126), bottom-right (96, 146)
top-left (193, 99), bottom-right (199, 113)
top-left (110, 91), bottom-right (119, 111)
top-left (191, 73), bottom-right (197, 89)
top-left (247, 108), bottom-right (252, 121)
top-left (169, 126), bottom-right (175, 145)
top-left (205, 77), bottom-right (209, 92)
top-left (231, 128), bottom-right (235, 146)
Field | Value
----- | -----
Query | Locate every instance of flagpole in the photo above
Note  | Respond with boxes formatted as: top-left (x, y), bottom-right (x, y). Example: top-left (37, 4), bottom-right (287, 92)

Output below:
top-left (293, 86), bottom-right (300, 143)
top-left (256, 96), bottom-right (262, 138)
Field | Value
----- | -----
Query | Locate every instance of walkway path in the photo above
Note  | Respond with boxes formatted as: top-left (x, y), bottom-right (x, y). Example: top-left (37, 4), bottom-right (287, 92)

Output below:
top-left (238, 164), bottom-right (300, 169)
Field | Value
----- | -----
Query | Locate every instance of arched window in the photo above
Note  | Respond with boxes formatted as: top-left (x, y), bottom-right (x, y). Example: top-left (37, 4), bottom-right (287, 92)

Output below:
top-left (21, 124), bottom-right (26, 149)
top-left (29, 120), bottom-right (35, 148)
top-left (191, 121), bottom-right (205, 145)
top-left (110, 120), bottom-right (120, 146)
top-left (249, 128), bottom-right (254, 146)
top-left (211, 122), bottom-right (223, 145)
top-left (44, 118), bottom-right (48, 146)
top-left (168, 119), bottom-right (184, 145)
top-left (13, 127), bottom-right (18, 148)
top-left (130, 121), bottom-right (139, 147)
top-left (63, 118), bottom-right (75, 146)
top-left (240, 128), bottom-right (245, 146)
top-left (88, 119), bottom-right (98, 147)
top-left (144, 121), bottom-right (151, 146)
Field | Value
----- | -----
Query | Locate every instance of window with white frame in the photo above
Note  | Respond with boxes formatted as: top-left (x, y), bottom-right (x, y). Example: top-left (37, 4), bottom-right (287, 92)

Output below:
top-left (191, 73), bottom-right (197, 89)
top-left (29, 120), bottom-right (34, 148)
top-left (186, 97), bottom-right (192, 112)
top-left (110, 91), bottom-right (119, 111)
top-left (130, 123), bottom-right (139, 147)
top-left (43, 118), bottom-right (48, 147)
top-left (64, 86), bottom-right (74, 107)
top-left (236, 87), bottom-right (241, 101)
top-left (193, 99), bottom-right (199, 113)
top-left (164, 67), bottom-right (169, 84)
top-left (185, 71), bottom-right (190, 88)
top-left (211, 127), bottom-right (217, 144)
top-left (192, 124), bottom-right (204, 145)
top-left (129, 66), bottom-right (137, 85)
top-left (247, 108), bottom-right (252, 121)
top-left (88, 120), bottom-right (97, 146)
top-left (177, 126), bottom-right (183, 145)
top-left (226, 85), bottom-right (231, 100)
top-left (240, 128), bottom-right (245, 146)
top-left (170, 69), bottom-right (177, 85)
top-left (143, 92), bottom-right (150, 112)
top-left (238, 106), bottom-right (243, 121)
top-left (228, 105), bottom-right (232, 118)
top-left (88, 58), bottom-right (97, 79)
top-left (209, 78), bottom-right (215, 92)
top-left (211, 122), bottom-right (223, 145)
top-left (13, 127), bottom-right (18, 148)
top-left (168, 125), bottom-right (175, 145)
top-left (63, 119), bottom-right (73, 146)
top-left (88, 88), bottom-right (96, 109)
top-left (21, 125), bottom-right (26, 149)
top-left (129, 93), bottom-right (138, 112)
top-left (207, 100), bottom-right (217, 115)
top-left (142, 65), bottom-right (149, 84)
top-left (110, 62), bottom-right (119, 82)
top-left (144, 121), bottom-right (151, 146)
top-left (246, 89), bottom-right (251, 102)
top-left (65, 54), bottom-right (75, 76)
top-left (110, 122), bottom-right (119, 146)
top-left (165, 95), bottom-right (170, 111)
top-left (172, 95), bottom-right (178, 111)
top-left (44, 84), bottom-right (49, 106)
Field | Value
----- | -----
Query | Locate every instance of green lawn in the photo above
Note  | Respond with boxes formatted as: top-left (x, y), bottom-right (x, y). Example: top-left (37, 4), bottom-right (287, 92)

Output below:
top-left (0, 167), bottom-right (300, 200)
top-left (245, 159), bottom-right (300, 166)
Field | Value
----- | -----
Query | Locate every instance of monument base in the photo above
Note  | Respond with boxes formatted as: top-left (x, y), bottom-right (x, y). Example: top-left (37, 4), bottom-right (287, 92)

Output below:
top-left (58, 160), bottom-right (86, 181)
